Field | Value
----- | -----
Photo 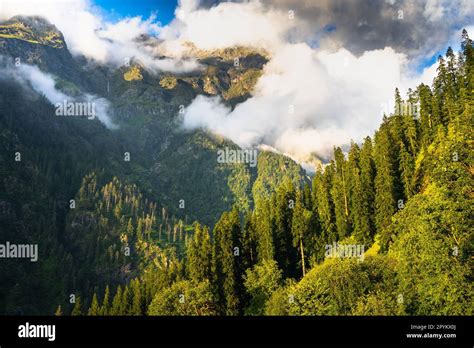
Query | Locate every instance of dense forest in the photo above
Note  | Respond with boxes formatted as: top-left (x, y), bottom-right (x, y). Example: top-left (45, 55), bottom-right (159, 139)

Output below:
top-left (65, 31), bottom-right (473, 316)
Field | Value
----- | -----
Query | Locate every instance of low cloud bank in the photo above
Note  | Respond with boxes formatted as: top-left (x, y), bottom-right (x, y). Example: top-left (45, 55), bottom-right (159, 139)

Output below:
top-left (2, 0), bottom-right (472, 163)
top-left (0, 57), bottom-right (117, 129)
top-left (176, 0), bottom-right (444, 161)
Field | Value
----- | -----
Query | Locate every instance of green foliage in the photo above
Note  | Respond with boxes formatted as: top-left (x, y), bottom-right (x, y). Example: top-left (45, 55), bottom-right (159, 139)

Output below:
top-left (0, 17), bottom-right (472, 318)
top-left (253, 201), bottom-right (275, 263)
top-left (264, 282), bottom-right (294, 315)
top-left (243, 259), bottom-right (283, 315)
top-left (291, 193), bottom-right (314, 276)
top-left (87, 293), bottom-right (100, 316)
top-left (186, 223), bottom-right (212, 283)
top-left (148, 280), bottom-right (217, 316)
top-left (71, 297), bottom-right (83, 316)
top-left (331, 147), bottom-right (351, 240)
top-left (374, 123), bottom-right (397, 243)
top-left (54, 305), bottom-right (63, 316)
top-left (212, 208), bottom-right (244, 315)
top-left (388, 184), bottom-right (473, 315)
top-left (287, 258), bottom-right (370, 315)
top-left (100, 286), bottom-right (110, 315)
top-left (252, 151), bottom-right (307, 205)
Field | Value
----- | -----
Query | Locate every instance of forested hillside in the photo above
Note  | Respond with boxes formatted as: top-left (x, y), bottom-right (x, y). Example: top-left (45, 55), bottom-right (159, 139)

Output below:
top-left (0, 15), bottom-right (306, 314)
top-left (73, 31), bottom-right (473, 316)
top-left (0, 14), bottom-right (472, 316)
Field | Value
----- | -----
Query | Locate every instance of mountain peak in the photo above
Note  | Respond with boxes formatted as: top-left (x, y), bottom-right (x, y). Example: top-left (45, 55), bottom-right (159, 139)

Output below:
top-left (0, 15), bottom-right (65, 49)
top-left (181, 41), bottom-right (269, 61)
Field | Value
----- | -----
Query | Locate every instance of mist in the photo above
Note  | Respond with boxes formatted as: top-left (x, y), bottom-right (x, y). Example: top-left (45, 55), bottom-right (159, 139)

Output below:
top-left (173, 0), bottom-right (450, 163)
top-left (0, 0), bottom-right (201, 74)
top-left (0, 57), bottom-right (117, 129)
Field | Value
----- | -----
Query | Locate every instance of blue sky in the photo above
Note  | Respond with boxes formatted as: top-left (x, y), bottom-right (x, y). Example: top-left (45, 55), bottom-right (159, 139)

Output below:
top-left (94, 0), bottom-right (178, 25)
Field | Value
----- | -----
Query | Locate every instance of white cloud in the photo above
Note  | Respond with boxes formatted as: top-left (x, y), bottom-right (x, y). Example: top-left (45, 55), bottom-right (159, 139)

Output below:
top-left (0, 57), bottom-right (117, 128)
top-left (177, 2), bottom-right (439, 162)
top-left (1, 0), bottom-right (467, 164)
top-left (17, 64), bottom-right (70, 104)
top-left (0, 0), bottom-right (200, 73)
top-left (159, 0), bottom-right (292, 53)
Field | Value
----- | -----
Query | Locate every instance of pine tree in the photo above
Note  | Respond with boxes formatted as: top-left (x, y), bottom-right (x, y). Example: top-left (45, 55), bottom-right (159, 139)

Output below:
top-left (399, 142), bottom-right (415, 199)
top-left (131, 279), bottom-right (142, 315)
top-left (272, 180), bottom-right (298, 277)
top-left (241, 213), bottom-right (257, 270)
top-left (121, 285), bottom-right (131, 315)
top-left (110, 286), bottom-right (123, 315)
top-left (311, 164), bottom-right (336, 263)
top-left (100, 286), bottom-right (110, 316)
top-left (254, 201), bottom-right (274, 262)
top-left (418, 83), bottom-right (435, 146)
top-left (359, 137), bottom-right (376, 240)
top-left (433, 55), bottom-right (449, 126)
top-left (374, 124), bottom-right (397, 245)
top-left (348, 142), bottom-right (373, 244)
top-left (401, 95), bottom-right (419, 156)
top-left (445, 47), bottom-right (459, 120)
top-left (88, 293), bottom-right (100, 316)
top-left (55, 305), bottom-right (63, 316)
top-left (302, 183), bottom-right (312, 210)
top-left (71, 297), bottom-right (83, 316)
top-left (331, 147), bottom-right (351, 240)
top-left (312, 164), bottom-right (336, 243)
top-left (291, 192), bottom-right (312, 276)
top-left (394, 87), bottom-right (403, 115)
top-left (186, 223), bottom-right (212, 283)
top-left (212, 208), bottom-right (243, 315)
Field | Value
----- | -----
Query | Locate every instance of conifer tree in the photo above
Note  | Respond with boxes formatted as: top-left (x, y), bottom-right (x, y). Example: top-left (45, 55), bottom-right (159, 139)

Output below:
top-left (272, 180), bottom-right (298, 277)
top-left (88, 293), bottom-right (100, 316)
top-left (241, 213), bottom-right (257, 270)
top-left (121, 285), bottom-right (132, 315)
top-left (55, 305), bottom-right (63, 316)
top-left (348, 142), bottom-right (372, 244)
top-left (110, 286), bottom-right (123, 315)
top-left (302, 183), bottom-right (312, 210)
top-left (71, 297), bottom-right (83, 316)
top-left (311, 165), bottom-right (336, 263)
top-left (433, 55), bottom-right (449, 126)
top-left (100, 286), bottom-right (110, 316)
top-left (254, 201), bottom-right (274, 262)
top-left (399, 142), bottom-right (415, 199)
top-left (402, 89), bottom-right (419, 155)
top-left (374, 124), bottom-right (397, 244)
top-left (291, 192), bottom-right (312, 276)
top-left (187, 223), bottom-right (212, 283)
top-left (394, 87), bottom-right (403, 114)
top-left (212, 208), bottom-right (243, 315)
top-left (131, 279), bottom-right (142, 315)
top-left (312, 164), bottom-right (336, 243)
top-left (418, 83), bottom-right (435, 146)
top-left (359, 137), bottom-right (376, 239)
top-left (331, 147), bottom-right (351, 240)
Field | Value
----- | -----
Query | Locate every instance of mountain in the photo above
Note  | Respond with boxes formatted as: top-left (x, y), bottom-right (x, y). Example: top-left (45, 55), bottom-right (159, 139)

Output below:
top-left (2, 15), bottom-right (470, 317)
top-left (0, 16), bottom-right (307, 313)
top-left (0, 15), bottom-right (307, 222)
